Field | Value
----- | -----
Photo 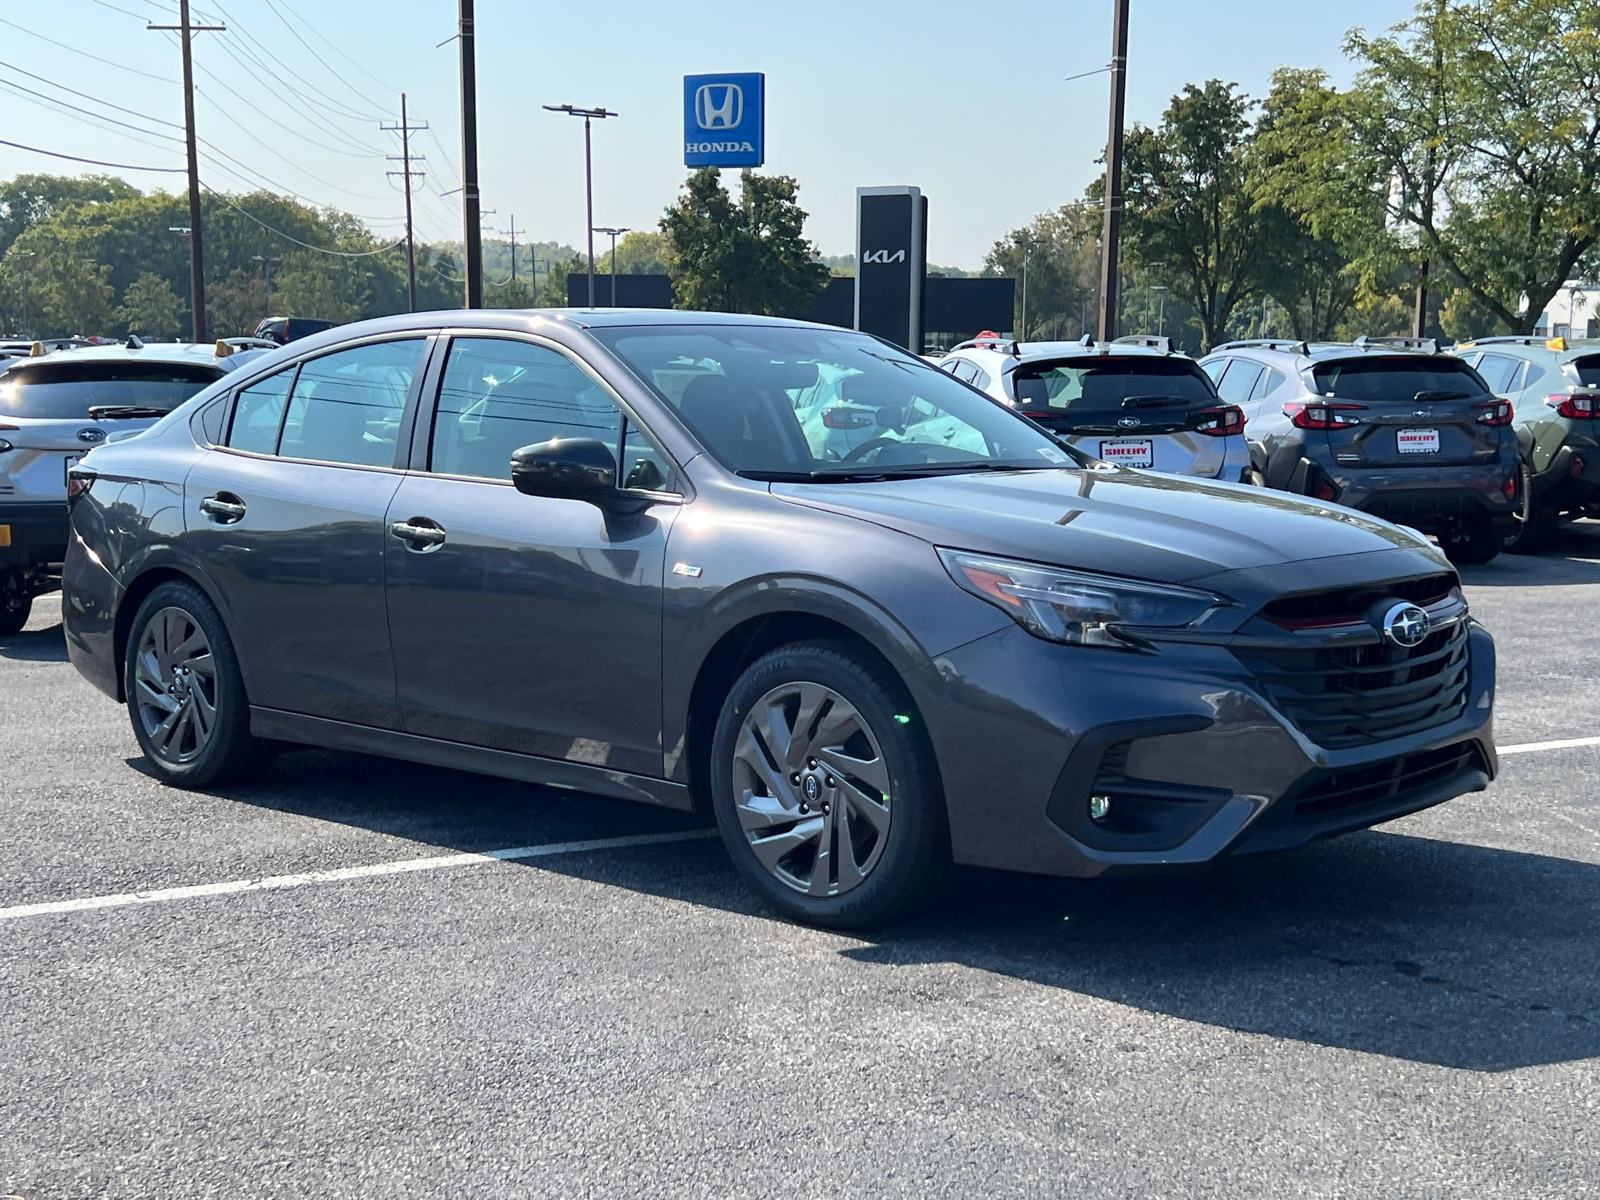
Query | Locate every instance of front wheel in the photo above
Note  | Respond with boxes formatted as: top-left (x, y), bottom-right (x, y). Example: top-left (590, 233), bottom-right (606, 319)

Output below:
top-left (124, 580), bottom-right (272, 788)
top-left (1439, 513), bottom-right (1502, 565)
top-left (709, 640), bottom-right (948, 929)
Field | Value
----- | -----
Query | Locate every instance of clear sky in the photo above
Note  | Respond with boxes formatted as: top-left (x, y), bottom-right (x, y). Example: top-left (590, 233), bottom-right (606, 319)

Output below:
top-left (7, 0), bottom-right (1417, 270)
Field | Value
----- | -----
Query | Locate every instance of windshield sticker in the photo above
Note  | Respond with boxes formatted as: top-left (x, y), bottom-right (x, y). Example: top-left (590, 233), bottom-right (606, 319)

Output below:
top-left (1035, 445), bottom-right (1068, 463)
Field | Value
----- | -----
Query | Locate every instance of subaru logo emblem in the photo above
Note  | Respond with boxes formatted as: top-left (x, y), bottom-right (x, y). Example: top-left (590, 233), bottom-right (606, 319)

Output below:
top-left (1412, 408), bottom-right (1432, 418)
top-left (77, 427), bottom-right (106, 444)
top-left (802, 775), bottom-right (821, 803)
top-left (694, 83), bottom-right (742, 130)
top-left (1117, 416), bottom-right (1142, 429)
top-left (1380, 601), bottom-right (1431, 649)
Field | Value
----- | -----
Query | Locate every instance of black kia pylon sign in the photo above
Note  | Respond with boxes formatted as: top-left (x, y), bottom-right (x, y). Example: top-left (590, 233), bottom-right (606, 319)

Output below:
top-left (854, 186), bottom-right (927, 351)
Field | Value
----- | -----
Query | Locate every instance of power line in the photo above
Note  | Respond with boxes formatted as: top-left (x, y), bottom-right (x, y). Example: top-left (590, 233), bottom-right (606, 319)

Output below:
top-left (0, 58), bottom-right (184, 129)
top-left (0, 75), bottom-right (183, 144)
top-left (208, 0), bottom-right (386, 124)
top-left (203, 185), bottom-right (406, 257)
top-left (0, 137), bottom-right (183, 173)
top-left (0, 16), bottom-right (175, 84)
top-left (259, 0), bottom-right (392, 117)
top-left (270, 0), bottom-right (399, 98)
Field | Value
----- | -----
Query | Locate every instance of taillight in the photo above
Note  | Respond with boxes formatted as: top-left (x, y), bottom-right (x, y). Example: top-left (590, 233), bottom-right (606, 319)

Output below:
top-left (1475, 400), bottom-right (1513, 426)
top-left (1548, 393), bottom-right (1599, 418)
top-left (821, 407), bottom-right (873, 430)
top-left (67, 469), bottom-right (94, 505)
top-left (1285, 402), bottom-right (1367, 429)
top-left (1503, 474), bottom-right (1518, 500)
top-left (1192, 405), bottom-right (1244, 437)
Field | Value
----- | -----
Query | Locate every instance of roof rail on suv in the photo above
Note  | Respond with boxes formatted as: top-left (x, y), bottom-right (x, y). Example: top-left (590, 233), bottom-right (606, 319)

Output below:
top-left (1212, 338), bottom-right (1310, 355)
top-left (1456, 335), bottom-right (1598, 352)
top-left (1352, 335), bottom-right (1438, 354)
top-left (1111, 334), bottom-right (1172, 353)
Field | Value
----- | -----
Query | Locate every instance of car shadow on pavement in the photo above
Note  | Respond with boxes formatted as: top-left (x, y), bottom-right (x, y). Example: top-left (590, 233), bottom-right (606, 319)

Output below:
top-left (191, 747), bottom-right (1599, 1074)
top-left (1459, 521), bottom-right (1600, 587)
top-left (0, 622), bottom-right (70, 662)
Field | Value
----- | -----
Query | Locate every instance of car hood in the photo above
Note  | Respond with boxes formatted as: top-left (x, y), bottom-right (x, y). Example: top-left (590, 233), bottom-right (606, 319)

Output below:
top-left (772, 465), bottom-right (1443, 587)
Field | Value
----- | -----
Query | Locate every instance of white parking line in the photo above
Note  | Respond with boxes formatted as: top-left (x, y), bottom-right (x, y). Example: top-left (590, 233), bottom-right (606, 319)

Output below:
top-left (1, 734), bottom-right (1593, 925)
top-left (0, 829), bottom-right (719, 923)
top-left (1498, 735), bottom-right (1600, 756)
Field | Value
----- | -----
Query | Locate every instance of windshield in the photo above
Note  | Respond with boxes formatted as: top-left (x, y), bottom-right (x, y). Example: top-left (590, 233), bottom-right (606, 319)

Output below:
top-left (1311, 356), bottom-right (1489, 402)
top-left (0, 360), bottom-right (223, 419)
top-left (1012, 356), bottom-right (1218, 413)
top-left (592, 325), bottom-right (1075, 479)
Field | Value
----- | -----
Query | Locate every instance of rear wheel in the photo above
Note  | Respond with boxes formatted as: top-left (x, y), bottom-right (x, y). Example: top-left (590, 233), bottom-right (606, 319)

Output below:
top-left (1439, 512), bottom-right (1502, 565)
top-left (709, 640), bottom-right (948, 929)
top-left (0, 586), bottom-right (30, 636)
top-left (124, 581), bottom-right (272, 788)
top-left (1504, 463), bottom-right (1557, 554)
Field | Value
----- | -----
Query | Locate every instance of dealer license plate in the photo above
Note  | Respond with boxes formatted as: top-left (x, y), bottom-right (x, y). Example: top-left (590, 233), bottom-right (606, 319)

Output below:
top-left (1098, 438), bottom-right (1155, 468)
top-left (1397, 428), bottom-right (1440, 454)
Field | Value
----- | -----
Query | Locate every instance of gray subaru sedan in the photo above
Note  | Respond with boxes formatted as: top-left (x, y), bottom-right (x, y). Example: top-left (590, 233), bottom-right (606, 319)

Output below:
top-left (60, 310), bottom-right (1498, 928)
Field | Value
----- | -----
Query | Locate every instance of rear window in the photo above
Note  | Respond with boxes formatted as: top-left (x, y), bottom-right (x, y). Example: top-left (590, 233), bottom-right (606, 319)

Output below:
top-left (1311, 356), bottom-right (1489, 402)
top-left (1011, 356), bottom-right (1218, 414)
top-left (0, 360), bottom-right (223, 419)
top-left (1569, 355), bottom-right (1600, 387)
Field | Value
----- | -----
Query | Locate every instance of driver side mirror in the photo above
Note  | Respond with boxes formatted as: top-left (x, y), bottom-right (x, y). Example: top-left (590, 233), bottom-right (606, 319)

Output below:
top-left (510, 437), bottom-right (677, 514)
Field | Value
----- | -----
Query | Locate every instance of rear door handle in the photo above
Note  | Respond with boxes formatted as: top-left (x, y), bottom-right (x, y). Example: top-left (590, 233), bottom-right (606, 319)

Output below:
top-left (199, 494), bottom-right (246, 523)
top-left (389, 519), bottom-right (446, 547)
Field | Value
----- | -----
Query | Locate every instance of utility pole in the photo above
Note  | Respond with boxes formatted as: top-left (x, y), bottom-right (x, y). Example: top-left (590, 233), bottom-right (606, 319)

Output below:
top-left (1415, 0), bottom-right (1444, 339)
top-left (544, 104), bottom-right (618, 307)
top-left (458, 0), bottom-right (483, 308)
top-left (149, 1), bottom-right (223, 344)
top-left (594, 226), bottom-right (629, 305)
top-left (10, 250), bottom-right (34, 337)
top-left (383, 94), bottom-right (428, 313)
top-left (503, 215), bottom-right (519, 282)
top-left (251, 255), bottom-right (280, 320)
top-left (1097, 0), bottom-right (1130, 342)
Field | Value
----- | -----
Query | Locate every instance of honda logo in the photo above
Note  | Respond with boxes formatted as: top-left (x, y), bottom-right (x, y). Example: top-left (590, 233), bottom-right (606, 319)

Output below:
top-left (694, 83), bottom-right (742, 129)
top-left (861, 249), bottom-right (906, 265)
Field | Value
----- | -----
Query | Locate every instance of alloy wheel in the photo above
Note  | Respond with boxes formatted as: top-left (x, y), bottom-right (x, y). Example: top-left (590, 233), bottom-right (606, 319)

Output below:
top-left (731, 681), bottom-right (892, 897)
top-left (132, 606), bottom-right (218, 764)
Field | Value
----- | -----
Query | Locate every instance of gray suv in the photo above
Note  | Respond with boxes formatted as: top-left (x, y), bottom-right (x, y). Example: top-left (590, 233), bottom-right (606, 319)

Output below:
top-left (1200, 338), bottom-right (1519, 565)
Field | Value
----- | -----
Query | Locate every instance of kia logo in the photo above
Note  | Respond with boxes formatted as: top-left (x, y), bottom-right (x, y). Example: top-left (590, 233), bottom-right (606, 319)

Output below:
top-left (1380, 601), bottom-right (1431, 649)
top-left (861, 249), bottom-right (906, 265)
top-left (695, 83), bottom-right (742, 130)
top-left (1117, 416), bottom-right (1142, 429)
top-left (77, 428), bottom-right (106, 444)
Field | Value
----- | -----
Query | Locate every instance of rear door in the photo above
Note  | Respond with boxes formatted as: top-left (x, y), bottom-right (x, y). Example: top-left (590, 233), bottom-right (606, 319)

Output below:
top-left (1309, 355), bottom-right (1499, 468)
top-left (185, 336), bottom-right (431, 729)
top-left (1011, 354), bottom-right (1232, 477)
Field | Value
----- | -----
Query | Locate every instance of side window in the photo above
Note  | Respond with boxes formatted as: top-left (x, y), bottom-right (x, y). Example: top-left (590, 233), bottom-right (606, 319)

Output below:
top-left (431, 337), bottom-right (621, 481)
top-left (950, 359), bottom-right (980, 384)
top-left (1475, 353), bottom-right (1521, 395)
top-left (1251, 368), bottom-right (1287, 402)
top-left (1201, 357), bottom-right (1228, 383)
top-left (970, 366), bottom-right (992, 390)
top-left (195, 394), bottom-right (227, 445)
top-left (1522, 362), bottom-right (1545, 390)
top-left (938, 358), bottom-right (962, 375)
top-left (227, 368), bottom-right (295, 455)
top-left (279, 339), bottom-right (425, 467)
top-left (621, 421), bottom-right (672, 492)
top-left (1216, 359), bottom-right (1264, 404)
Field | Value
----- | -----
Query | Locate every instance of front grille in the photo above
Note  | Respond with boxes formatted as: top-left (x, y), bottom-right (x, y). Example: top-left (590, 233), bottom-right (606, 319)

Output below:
top-left (1291, 741), bottom-right (1487, 820)
top-left (1261, 574), bottom-right (1455, 627)
top-left (1235, 620), bottom-right (1470, 749)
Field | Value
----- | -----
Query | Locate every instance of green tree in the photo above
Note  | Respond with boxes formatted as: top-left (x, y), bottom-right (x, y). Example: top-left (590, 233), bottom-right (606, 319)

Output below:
top-left (0, 173), bottom-right (137, 259)
top-left (603, 230), bottom-right (673, 275)
top-left (661, 168), bottom-right (828, 315)
top-left (535, 254), bottom-right (585, 306)
top-left (485, 275), bottom-right (537, 309)
top-left (32, 251), bottom-right (114, 335)
top-left (984, 203), bottom-right (1101, 340)
top-left (1121, 80), bottom-right (1267, 351)
top-left (117, 271), bottom-right (184, 338)
top-left (206, 268), bottom-right (267, 337)
top-left (271, 252), bottom-right (365, 324)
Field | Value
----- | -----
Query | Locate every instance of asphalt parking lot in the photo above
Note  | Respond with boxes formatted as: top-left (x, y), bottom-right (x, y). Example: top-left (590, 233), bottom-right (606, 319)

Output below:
top-left (4, 530), bottom-right (1599, 1199)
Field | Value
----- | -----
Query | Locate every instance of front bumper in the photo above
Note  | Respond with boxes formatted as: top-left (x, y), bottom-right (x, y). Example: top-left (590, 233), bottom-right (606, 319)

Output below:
top-left (904, 619), bottom-right (1495, 878)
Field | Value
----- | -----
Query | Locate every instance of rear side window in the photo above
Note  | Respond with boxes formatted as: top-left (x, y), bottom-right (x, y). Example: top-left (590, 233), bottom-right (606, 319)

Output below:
top-left (1012, 356), bottom-right (1217, 413)
top-left (278, 339), bottom-right (426, 467)
top-left (228, 369), bottom-right (295, 454)
top-left (1215, 360), bottom-right (1263, 405)
top-left (0, 360), bottom-right (223, 419)
top-left (1474, 353), bottom-right (1522, 394)
top-left (1312, 356), bottom-right (1489, 401)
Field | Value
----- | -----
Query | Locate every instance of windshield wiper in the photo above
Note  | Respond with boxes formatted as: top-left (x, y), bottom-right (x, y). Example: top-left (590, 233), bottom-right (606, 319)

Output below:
top-left (88, 405), bottom-right (171, 420)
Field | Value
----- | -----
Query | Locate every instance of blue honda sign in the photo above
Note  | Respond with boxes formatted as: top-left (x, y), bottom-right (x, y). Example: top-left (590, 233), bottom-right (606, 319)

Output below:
top-left (683, 73), bottom-right (765, 168)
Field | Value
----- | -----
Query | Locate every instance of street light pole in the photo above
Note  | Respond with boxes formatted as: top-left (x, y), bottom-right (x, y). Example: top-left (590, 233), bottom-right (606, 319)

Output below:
top-left (168, 226), bottom-right (193, 335)
top-left (543, 104), bottom-right (618, 308)
top-left (458, 0), bottom-right (483, 308)
top-left (251, 255), bottom-right (280, 321)
top-left (593, 226), bottom-right (630, 306)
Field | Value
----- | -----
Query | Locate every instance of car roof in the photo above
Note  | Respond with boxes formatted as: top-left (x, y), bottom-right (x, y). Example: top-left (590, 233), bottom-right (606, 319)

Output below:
top-left (3, 342), bottom-right (240, 370)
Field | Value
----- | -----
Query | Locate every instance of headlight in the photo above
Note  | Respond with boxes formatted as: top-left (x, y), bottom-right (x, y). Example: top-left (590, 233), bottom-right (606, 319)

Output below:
top-left (937, 548), bottom-right (1227, 647)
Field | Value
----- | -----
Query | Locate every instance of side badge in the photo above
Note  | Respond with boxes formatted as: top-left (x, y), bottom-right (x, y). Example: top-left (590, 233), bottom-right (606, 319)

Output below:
top-left (672, 562), bottom-right (704, 578)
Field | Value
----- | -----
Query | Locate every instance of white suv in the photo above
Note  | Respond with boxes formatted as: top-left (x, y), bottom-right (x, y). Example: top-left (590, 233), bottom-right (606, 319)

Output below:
top-left (935, 335), bottom-right (1251, 480)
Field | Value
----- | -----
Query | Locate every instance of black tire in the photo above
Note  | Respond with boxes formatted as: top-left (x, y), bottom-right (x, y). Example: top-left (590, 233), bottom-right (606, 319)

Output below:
top-left (1504, 463), bottom-right (1557, 555)
top-left (0, 590), bottom-right (30, 636)
top-left (708, 639), bottom-right (949, 929)
top-left (123, 580), bottom-right (272, 788)
top-left (1439, 513), bottom-right (1502, 565)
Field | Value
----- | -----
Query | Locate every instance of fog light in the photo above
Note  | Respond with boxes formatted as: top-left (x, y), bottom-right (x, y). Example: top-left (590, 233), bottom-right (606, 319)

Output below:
top-left (1088, 794), bottom-right (1112, 822)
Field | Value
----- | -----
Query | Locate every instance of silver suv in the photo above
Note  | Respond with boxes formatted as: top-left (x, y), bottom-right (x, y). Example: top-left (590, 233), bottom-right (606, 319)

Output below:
top-left (936, 335), bottom-right (1250, 480)
top-left (1199, 337), bottom-right (1520, 565)
top-left (1448, 335), bottom-right (1600, 552)
top-left (0, 339), bottom-right (267, 633)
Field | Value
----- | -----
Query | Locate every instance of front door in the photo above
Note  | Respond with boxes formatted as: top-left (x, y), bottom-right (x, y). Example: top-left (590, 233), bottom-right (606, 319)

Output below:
top-left (383, 335), bottom-right (678, 777)
top-left (185, 337), bottom-right (430, 729)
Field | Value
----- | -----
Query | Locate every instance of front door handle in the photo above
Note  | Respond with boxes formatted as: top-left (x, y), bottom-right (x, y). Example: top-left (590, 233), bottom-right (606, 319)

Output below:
top-left (199, 494), bottom-right (246, 523)
top-left (389, 519), bottom-right (447, 548)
